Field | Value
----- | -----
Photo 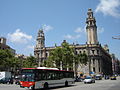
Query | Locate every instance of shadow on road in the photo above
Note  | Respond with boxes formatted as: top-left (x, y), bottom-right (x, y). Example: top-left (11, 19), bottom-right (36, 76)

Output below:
top-left (37, 85), bottom-right (76, 90)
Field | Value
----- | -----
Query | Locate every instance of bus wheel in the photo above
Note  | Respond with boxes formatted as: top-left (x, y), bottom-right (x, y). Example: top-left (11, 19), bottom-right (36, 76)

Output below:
top-left (44, 83), bottom-right (48, 89)
top-left (29, 85), bottom-right (35, 90)
top-left (65, 81), bottom-right (68, 87)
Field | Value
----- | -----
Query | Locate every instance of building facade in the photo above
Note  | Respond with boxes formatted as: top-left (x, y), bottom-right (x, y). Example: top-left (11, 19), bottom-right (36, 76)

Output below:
top-left (0, 37), bottom-right (15, 55)
top-left (34, 9), bottom-right (112, 75)
top-left (111, 54), bottom-right (120, 75)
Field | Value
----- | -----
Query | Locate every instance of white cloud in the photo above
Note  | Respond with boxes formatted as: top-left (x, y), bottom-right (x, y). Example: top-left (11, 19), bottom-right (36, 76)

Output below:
top-left (95, 0), bottom-right (120, 17)
top-left (97, 27), bottom-right (104, 33)
top-left (74, 27), bottom-right (83, 33)
top-left (75, 26), bottom-right (86, 34)
top-left (7, 29), bottom-right (32, 44)
top-left (64, 27), bottom-right (85, 40)
top-left (42, 24), bottom-right (53, 32)
top-left (64, 34), bottom-right (80, 39)
top-left (26, 45), bottom-right (34, 49)
top-left (64, 26), bottom-right (104, 40)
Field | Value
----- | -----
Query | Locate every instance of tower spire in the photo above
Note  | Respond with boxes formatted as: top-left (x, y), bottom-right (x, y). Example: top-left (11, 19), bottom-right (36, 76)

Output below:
top-left (86, 8), bottom-right (98, 44)
top-left (36, 28), bottom-right (45, 48)
top-left (34, 28), bottom-right (45, 67)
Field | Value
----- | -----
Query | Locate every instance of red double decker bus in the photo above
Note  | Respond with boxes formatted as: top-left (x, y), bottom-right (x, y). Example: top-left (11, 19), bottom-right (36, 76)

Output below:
top-left (20, 67), bottom-right (75, 90)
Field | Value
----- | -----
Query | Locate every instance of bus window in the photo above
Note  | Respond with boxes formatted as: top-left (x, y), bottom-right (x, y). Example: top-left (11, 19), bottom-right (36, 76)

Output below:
top-left (35, 70), bottom-right (42, 81)
top-left (54, 71), bottom-right (59, 80)
top-left (46, 70), bottom-right (54, 80)
top-left (42, 71), bottom-right (47, 80)
top-left (59, 72), bottom-right (63, 79)
top-left (46, 71), bottom-right (60, 80)
top-left (21, 73), bottom-right (35, 82)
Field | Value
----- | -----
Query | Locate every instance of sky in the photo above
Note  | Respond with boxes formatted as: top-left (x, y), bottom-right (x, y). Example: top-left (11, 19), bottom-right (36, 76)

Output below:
top-left (0, 0), bottom-right (120, 59)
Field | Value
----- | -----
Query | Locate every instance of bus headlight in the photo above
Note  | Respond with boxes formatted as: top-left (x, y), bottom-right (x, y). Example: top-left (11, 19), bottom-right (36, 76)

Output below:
top-left (29, 83), bottom-right (33, 85)
top-left (20, 82), bottom-right (23, 84)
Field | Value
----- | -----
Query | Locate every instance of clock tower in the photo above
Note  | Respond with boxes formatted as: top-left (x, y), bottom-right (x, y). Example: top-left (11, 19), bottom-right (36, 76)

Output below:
top-left (34, 28), bottom-right (45, 66)
top-left (86, 9), bottom-right (99, 44)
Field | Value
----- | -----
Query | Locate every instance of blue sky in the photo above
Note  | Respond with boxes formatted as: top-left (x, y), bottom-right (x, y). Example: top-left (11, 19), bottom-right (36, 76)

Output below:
top-left (0, 0), bottom-right (120, 59)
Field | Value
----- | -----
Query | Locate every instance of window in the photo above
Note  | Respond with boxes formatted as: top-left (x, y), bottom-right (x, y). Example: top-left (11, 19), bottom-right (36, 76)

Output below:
top-left (59, 72), bottom-right (63, 79)
top-left (75, 51), bottom-right (78, 55)
top-left (45, 70), bottom-right (60, 80)
top-left (21, 69), bottom-right (35, 82)
top-left (93, 67), bottom-right (95, 72)
top-left (97, 50), bottom-right (99, 54)
top-left (42, 70), bottom-right (47, 80)
top-left (99, 67), bottom-right (101, 72)
top-left (93, 59), bottom-right (95, 65)
top-left (35, 70), bottom-right (42, 81)
top-left (63, 71), bottom-right (74, 78)
top-left (83, 50), bottom-right (86, 53)
top-left (47, 72), bottom-right (54, 80)
top-left (35, 69), bottom-right (74, 81)
top-left (79, 51), bottom-right (82, 54)
top-left (46, 53), bottom-right (48, 57)
top-left (92, 50), bottom-right (95, 54)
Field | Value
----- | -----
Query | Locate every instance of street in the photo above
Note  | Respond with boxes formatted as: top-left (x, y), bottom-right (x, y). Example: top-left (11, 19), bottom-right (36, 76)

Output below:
top-left (0, 77), bottom-right (120, 90)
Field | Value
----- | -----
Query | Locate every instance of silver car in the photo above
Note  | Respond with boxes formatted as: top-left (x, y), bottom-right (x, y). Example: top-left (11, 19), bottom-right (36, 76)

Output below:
top-left (84, 76), bottom-right (95, 84)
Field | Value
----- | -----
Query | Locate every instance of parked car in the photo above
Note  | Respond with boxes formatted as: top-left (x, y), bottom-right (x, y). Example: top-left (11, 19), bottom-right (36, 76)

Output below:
top-left (104, 75), bottom-right (109, 80)
top-left (95, 75), bottom-right (102, 80)
top-left (110, 76), bottom-right (116, 80)
top-left (0, 78), bottom-right (9, 84)
top-left (75, 77), bottom-right (84, 82)
top-left (84, 76), bottom-right (95, 84)
top-left (14, 76), bottom-right (20, 85)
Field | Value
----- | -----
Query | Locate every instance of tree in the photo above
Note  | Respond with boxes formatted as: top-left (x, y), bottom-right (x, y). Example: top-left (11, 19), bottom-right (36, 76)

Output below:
top-left (74, 52), bottom-right (88, 77)
top-left (0, 49), bottom-right (20, 72)
top-left (22, 55), bottom-right (37, 68)
top-left (0, 49), bottom-right (8, 70)
top-left (77, 53), bottom-right (88, 65)
top-left (61, 41), bottom-right (74, 70)
top-left (45, 47), bottom-right (63, 69)
top-left (45, 41), bottom-right (88, 73)
top-left (46, 41), bottom-right (74, 70)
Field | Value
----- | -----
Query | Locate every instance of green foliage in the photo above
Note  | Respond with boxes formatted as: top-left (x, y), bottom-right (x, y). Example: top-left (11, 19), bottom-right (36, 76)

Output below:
top-left (0, 49), bottom-right (37, 72)
top-left (0, 49), bottom-right (20, 71)
top-left (62, 42), bottom-right (74, 70)
top-left (46, 47), bottom-right (63, 68)
top-left (22, 55), bottom-right (37, 68)
top-left (75, 53), bottom-right (88, 65)
top-left (45, 41), bottom-right (88, 71)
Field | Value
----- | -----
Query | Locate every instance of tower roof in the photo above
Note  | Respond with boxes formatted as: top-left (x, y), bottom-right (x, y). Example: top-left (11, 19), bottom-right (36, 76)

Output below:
top-left (38, 28), bottom-right (43, 33)
top-left (86, 8), bottom-right (96, 26)
top-left (87, 8), bottom-right (94, 19)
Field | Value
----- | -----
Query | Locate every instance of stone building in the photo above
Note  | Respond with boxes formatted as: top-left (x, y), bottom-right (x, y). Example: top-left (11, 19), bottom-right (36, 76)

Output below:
top-left (111, 54), bottom-right (120, 75)
top-left (0, 37), bottom-right (15, 54)
top-left (34, 9), bottom-right (112, 75)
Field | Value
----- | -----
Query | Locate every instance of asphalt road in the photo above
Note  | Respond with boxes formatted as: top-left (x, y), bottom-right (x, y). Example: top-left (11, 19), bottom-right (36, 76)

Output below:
top-left (0, 77), bottom-right (120, 90)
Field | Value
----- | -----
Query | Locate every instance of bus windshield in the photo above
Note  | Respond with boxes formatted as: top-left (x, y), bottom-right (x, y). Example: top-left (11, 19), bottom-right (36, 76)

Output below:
top-left (21, 73), bottom-right (35, 82)
top-left (21, 69), bottom-right (35, 82)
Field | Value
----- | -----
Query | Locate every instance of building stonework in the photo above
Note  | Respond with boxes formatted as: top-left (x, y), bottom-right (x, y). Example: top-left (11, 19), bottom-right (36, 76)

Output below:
top-left (34, 9), bottom-right (112, 75)
top-left (0, 37), bottom-right (15, 55)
